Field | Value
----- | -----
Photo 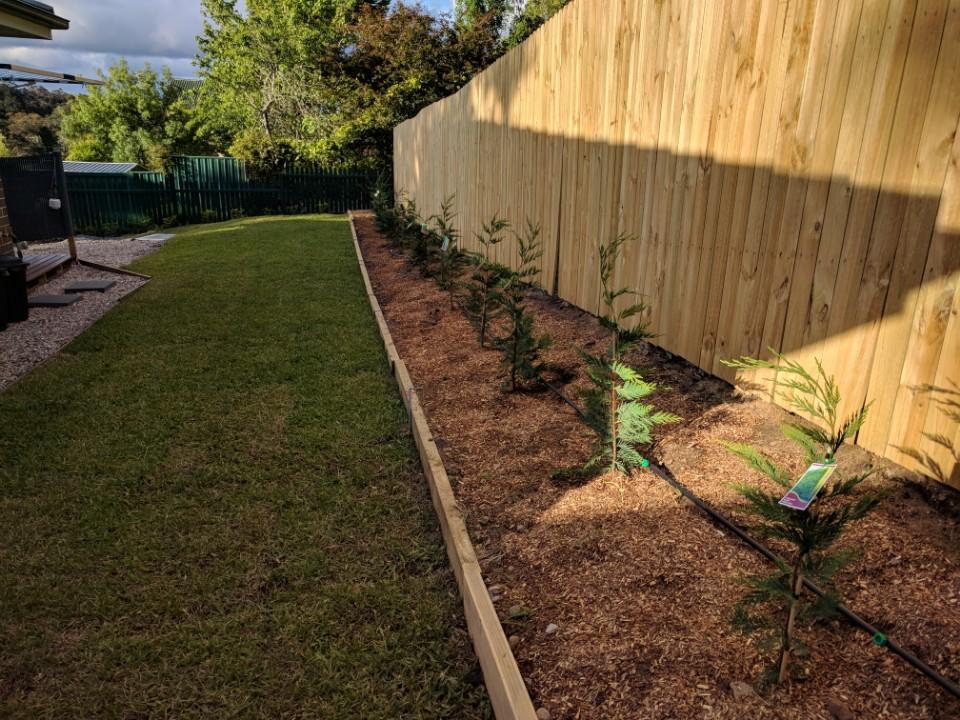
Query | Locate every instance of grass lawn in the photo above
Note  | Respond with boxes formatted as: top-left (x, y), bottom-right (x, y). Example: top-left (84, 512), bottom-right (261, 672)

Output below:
top-left (0, 216), bottom-right (490, 719)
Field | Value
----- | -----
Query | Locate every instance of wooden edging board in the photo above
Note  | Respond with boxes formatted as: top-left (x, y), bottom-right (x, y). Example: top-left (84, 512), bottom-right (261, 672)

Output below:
top-left (347, 212), bottom-right (538, 720)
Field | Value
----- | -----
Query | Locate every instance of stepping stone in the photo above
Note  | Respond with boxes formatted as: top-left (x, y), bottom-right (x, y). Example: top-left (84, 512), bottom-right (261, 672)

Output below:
top-left (29, 294), bottom-right (80, 307)
top-left (136, 233), bottom-right (174, 243)
top-left (64, 280), bottom-right (116, 294)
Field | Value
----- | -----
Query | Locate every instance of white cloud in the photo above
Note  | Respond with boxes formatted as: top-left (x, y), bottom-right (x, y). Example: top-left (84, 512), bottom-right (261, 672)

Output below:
top-left (0, 0), bottom-right (204, 86)
top-left (0, 0), bottom-right (459, 92)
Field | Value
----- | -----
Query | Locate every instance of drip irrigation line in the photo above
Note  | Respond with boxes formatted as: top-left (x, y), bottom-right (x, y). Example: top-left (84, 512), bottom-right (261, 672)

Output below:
top-left (644, 459), bottom-right (960, 700)
top-left (541, 380), bottom-right (960, 700)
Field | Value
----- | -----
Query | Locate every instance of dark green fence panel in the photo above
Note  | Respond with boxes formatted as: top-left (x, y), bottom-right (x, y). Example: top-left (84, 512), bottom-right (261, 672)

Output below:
top-left (66, 156), bottom-right (375, 234)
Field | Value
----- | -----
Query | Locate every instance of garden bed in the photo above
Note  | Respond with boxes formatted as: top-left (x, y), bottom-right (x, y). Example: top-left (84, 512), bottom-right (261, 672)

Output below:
top-left (352, 210), bottom-right (960, 720)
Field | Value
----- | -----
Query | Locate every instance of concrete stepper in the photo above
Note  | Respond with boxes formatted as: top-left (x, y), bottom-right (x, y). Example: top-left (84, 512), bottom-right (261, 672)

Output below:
top-left (28, 294), bottom-right (81, 307)
top-left (64, 280), bottom-right (116, 293)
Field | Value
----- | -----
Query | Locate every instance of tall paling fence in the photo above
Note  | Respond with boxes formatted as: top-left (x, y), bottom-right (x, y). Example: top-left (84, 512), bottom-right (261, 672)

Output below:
top-left (66, 156), bottom-right (376, 234)
top-left (393, 0), bottom-right (960, 489)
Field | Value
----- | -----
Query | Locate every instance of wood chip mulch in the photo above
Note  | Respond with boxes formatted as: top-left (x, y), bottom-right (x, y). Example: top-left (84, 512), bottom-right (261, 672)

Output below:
top-left (352, 211), bottom-right (960, 720)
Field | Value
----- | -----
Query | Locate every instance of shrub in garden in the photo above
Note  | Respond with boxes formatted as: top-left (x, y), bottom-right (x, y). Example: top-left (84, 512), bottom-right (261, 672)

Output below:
top-left (721, 353), bottom-right (880, 686)
top-left (461, 215), bottom-right (512, 347)
top-left (493, 221), bottom-right (552, 391)
top-left (578, 234), bottom-right (678, 474)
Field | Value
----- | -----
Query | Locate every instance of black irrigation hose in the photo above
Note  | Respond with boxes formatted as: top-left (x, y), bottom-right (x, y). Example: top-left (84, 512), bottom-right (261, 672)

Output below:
top-left (542, 381), bottom-right (960, 700)
top-left (645, 460), bottom-right (960, 700)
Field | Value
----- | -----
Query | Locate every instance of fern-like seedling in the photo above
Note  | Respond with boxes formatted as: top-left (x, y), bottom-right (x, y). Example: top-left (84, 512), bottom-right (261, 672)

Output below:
top-left (720, 352), bottom-right (880, 686)
top-left (580, 360), bottom-right (680, 473)
top-left (494, 221), bottom-right (552, 391)
top-left (578, 235), bottom-right (677, 474)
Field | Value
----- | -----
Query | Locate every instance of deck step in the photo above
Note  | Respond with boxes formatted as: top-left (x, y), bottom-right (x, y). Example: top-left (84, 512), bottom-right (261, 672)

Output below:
top-left (28, 294), bottom-right (80, 307)
top-left (64, 280), bottom-right (116, 294)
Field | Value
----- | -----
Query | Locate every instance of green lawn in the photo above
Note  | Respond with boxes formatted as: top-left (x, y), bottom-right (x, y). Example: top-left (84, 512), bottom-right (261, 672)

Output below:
top-left (0, 216), bottom-right (489, 719)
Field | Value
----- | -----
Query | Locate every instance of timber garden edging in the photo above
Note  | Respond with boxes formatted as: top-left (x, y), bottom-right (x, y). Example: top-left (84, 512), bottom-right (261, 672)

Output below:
top-left (348, 211), bottom-right (538, 720)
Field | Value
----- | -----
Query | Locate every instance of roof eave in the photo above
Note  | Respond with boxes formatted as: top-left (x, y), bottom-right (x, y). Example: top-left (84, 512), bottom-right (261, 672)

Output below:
top-left (0, 1), bottom-right (69, 40)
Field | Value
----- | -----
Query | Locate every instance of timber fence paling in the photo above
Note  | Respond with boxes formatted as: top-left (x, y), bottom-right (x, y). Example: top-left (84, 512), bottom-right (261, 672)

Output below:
top-left (393, 0), bottom-right (960, 490)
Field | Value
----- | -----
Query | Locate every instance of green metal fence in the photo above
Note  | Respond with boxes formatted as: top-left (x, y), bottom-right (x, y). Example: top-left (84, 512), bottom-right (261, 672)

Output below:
top-left (66, 156), bottom-right (375, 235)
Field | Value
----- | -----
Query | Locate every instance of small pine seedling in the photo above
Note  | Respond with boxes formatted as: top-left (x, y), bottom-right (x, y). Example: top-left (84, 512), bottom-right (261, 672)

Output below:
top-left (579, 235), bottom-right (678, 474)
top-left (371, 173), bottom-right (395, 232)
top-left (430, 196), bottom-right (468, 303)
top-left (721, 352), bottom-right (880, 686)
top-left (391, 196), bottom-right (421, 250)
top-left (461, 215), bottom-right (511, 347)
top-left (494, 221), bottom-right (552, 391)
top-left (597, 233), bottom-right (654, 362)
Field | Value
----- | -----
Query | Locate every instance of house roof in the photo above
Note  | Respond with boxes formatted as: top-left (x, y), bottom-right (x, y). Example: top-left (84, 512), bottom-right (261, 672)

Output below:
top-left (62, 161), bottom-right (143, 174)
top-left (0, 63), bottom-right (101, 86)
top-left (0, 0), bottom-right (69, 39)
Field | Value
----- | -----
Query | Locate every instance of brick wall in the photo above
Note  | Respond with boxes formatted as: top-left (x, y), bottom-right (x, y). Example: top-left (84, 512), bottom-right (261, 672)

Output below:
top-left (0, 178), bottom-right (12, 256)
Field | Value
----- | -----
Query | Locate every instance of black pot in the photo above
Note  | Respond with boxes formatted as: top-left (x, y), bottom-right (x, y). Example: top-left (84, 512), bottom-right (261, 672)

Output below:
top-left (0, 256), bottom-right (28, 323)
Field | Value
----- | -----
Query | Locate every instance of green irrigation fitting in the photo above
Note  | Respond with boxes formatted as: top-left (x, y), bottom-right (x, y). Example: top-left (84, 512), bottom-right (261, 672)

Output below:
top-left (873, 632), bottom-right (888, 647)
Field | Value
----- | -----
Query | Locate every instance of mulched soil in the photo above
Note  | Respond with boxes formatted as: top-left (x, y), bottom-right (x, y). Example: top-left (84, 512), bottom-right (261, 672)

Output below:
top-left (352, 211), bottom-right (960, 720)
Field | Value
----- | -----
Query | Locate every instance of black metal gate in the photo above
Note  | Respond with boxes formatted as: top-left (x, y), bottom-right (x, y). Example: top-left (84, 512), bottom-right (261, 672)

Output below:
top-left (0, 152), bottom-right (74, 243)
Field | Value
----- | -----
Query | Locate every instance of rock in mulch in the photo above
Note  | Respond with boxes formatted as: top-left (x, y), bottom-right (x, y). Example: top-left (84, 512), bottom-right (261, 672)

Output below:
top-left (826, 696), bottom-right (854, 720)
top-left (729, 680), bottom-right (758, 702)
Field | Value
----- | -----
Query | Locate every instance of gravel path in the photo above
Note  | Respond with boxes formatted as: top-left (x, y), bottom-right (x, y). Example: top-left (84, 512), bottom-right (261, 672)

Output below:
top-left (0, 235), bottom-right (169, 391)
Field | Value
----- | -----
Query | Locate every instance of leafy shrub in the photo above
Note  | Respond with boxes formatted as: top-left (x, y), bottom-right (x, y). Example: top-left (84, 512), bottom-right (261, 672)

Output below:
top-left (721, 353), bottom-right (880, 686)
top-left (200, 209), bottom-right (219, 224)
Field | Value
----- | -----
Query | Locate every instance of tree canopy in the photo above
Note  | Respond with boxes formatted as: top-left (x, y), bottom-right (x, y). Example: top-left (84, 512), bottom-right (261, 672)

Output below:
top-left (59, 60), bottom-right (213, 169)
top-left (0, 85), bottom-right (71, 156)
top-left (194, 0), bottom-right (509, 169)
top-left (46, 0), bottom-right (571, 168)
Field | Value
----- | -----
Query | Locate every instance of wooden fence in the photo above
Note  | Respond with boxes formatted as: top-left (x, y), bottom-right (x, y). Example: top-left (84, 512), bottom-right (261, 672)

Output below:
top-left (394, 0), bottom-right (960, 488)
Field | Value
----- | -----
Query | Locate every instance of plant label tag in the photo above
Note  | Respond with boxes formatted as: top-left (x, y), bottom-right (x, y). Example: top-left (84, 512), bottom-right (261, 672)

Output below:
top-left (779, 460), bottom-right (837, 511)
top-left (441, 237), bottom-right (450, 252)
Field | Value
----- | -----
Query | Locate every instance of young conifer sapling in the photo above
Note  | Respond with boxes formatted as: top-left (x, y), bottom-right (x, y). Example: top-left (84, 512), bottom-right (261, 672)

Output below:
top-left (494, 221), bottom-right (552, 391)
top-left (579, 234), bottom-right (678, 474)
top-left (462, 215), bottom-right (511, 347)
top-left (430, 195), bottom-right (468, 305)
top-left (721, 352), bottom-right (880, 686)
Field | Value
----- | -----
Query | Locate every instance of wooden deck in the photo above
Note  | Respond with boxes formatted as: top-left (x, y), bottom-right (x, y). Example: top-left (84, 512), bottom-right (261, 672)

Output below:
top-left (24, 253), bottom-right (72, 286)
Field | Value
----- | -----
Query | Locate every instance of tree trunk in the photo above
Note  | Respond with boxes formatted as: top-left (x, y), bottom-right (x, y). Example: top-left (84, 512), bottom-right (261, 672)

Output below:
top-left (609, 366), bottom-right (618, 471)
top-left (777, 560), bottom-right (804, 684)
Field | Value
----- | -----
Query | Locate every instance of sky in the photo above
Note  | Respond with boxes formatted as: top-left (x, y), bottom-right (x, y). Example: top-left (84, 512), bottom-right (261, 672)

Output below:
top-left (0, 0), bottom-right (455, 89)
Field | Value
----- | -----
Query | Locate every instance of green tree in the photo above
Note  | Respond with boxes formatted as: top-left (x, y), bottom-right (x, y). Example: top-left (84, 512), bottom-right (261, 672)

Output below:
top-left (60, 59), bottom-right (212, 169)
top-left (4, 112), bottom-right (61, 155)
top-left (196, 1), bottom-right (503, 169)
top-left (0, 85), bottom-right (71, 156)
top-left (721, 353), bottom-right (880, 686)
top-left (504, 0), bottom-right (571, 49)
